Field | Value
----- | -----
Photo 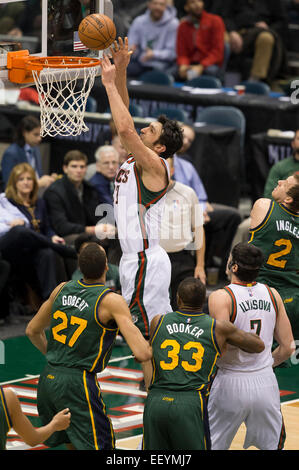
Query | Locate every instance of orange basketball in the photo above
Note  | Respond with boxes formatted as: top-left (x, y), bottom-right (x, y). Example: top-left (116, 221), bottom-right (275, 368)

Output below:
top-left (78, 14), bottom-right (116, 50)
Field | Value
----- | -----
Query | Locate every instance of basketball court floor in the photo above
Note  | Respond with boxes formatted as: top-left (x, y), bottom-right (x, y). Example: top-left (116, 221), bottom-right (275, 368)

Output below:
top-left (1, 332), bottom-right (299, 451)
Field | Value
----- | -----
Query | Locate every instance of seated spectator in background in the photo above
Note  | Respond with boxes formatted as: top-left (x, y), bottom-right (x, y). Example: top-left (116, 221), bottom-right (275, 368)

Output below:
top-left (43, 150), bottom-right (118, 267)
top-left (176, 0), bottom-right (225, 81)
top-left (112, 135), bottom-right (128, 165)
top-left (0, 1), bottom-right (25, 36)
top-left (44, 150), bottom-right (114, 242)
top-left (172, 124), bottom-right (241, 278)
top-left (89, 145), bottom-right (119, 206)
top-left (224, 0), bottom-right (288, 82)
top-left (71, 233), bottom-right (121, 293)
top-left (1, 115), bottom-right (56, 189)
top-left (264, 129), bottom-right (299, 198)
top-left (127, 0), bottom-right (179, 78)
top-left (0, 163), bottom-right (76, 306)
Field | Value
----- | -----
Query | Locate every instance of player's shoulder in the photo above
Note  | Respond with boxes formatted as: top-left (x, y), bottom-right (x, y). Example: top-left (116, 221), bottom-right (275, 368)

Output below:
top-left (252, 197), bottom-right (272, 211)
top-left (50, 282), bottom-right (68, 300)
top-left (250, 197), bottom-right (273, 226)
top-left (209, 287), bottom-right (232, 303)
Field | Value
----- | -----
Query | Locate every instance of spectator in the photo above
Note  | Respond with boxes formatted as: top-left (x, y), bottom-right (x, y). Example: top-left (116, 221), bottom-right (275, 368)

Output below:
top-left (112, 135), bottom-right (128, 165)
top-left (44, 150), bottom-right (102, 240)
top-left (172, 124), bottom-right (242, 278)
top-left (43, 150), bottom-right (117, 265)
top-left (1, 115), bottom-right (56, 189)
top-left (71, 233), bottom-right (121, 293)
top-left (264, 129), bottom-right (299, 198)
top-left (0, 1), bottom-right (25, 35)
top-left (223, 0), bottom-right (288, 82)
top-left (127, 0), bottom-right (179, 78)
top-left (89, 145), bottom-right (119, 206)
top-left (0, 163), bottom-right (76, 305)
top-left (176, 0), bottom-right (225, 81)
top-left (159, 160), bottom-right (206, 309)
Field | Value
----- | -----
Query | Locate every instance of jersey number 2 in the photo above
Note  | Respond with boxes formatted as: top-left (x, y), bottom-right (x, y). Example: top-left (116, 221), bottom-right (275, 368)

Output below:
top-left (267, 239), bottom-right (292, 268)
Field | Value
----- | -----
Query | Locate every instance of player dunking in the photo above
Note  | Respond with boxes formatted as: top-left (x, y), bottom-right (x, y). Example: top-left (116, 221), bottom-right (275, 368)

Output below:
top-left (100, 38), bottom-right (183, 339)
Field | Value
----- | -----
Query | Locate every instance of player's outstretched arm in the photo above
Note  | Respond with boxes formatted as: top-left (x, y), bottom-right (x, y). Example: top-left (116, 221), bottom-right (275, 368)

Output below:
top-left (216, 320), bottom-right (265, 354)
top-left (142, 315), bottom-right (162, 391)
top-left (4, 388), bottom-right (70, 447)
top-left (109, 37), bottom-right (132, 109)
top-left (101, 54), bottom-right (166, 175)
top-left (100, 293), bottom-right (152, 363)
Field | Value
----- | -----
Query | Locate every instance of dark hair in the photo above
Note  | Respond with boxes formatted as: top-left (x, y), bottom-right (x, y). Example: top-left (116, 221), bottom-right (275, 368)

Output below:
top-left (286, 172), bottom-right (299, 212)
top-left (63, 150), bottom-right (88, 166)
top-left (14, 115), bottom-right (40, 147)
top-left (155, 115), bottom-right (184, 159)
top-left (177, 277), bottom-right (206, 309)
top-left (74, 233), bottom-right (110, 254)
top-left (230, 242), bottom-right (264, 282)
top-left (78, 243), bottom-right (107, 279)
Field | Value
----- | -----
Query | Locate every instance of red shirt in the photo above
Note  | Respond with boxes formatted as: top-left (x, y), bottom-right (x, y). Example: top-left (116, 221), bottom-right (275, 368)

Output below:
top-left (176, 10), bottom-right (225, 68)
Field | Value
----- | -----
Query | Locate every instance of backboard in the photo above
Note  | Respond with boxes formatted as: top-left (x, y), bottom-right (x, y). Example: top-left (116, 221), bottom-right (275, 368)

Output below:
top-left (0, 0), bottom-right (113, 87)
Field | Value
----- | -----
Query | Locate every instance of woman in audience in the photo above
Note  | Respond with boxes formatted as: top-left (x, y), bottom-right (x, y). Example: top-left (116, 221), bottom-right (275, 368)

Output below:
top-left (0, 163), bottom-right (76, 307)
top-left (1, 114), bottom-right (56, 188)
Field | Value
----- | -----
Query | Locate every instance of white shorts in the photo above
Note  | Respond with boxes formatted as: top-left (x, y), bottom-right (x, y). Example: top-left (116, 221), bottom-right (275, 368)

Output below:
top-left (119, 245), bottom-right (172, 338)
top-left (208, 367), bottom-right (285, 450)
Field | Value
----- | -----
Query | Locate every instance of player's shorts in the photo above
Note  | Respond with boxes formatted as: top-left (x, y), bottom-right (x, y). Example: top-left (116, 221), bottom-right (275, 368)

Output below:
top-left (208, 367), bottom-right (285, 450)
top-left (143, 389), bottom-right (211, 450)
top-left (119, 245), bottom-right (172, 338)
top-left (37, 364), bottom-right (115, 450)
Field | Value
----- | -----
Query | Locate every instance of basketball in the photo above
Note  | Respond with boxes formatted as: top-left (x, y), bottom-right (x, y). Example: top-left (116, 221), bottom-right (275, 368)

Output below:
top-left (78, 14), bottom-right (116, 50)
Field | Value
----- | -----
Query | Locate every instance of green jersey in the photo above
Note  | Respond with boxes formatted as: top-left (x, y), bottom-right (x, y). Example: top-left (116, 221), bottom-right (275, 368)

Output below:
top-left (249, 201), bottom-right (299, 294)
top-left (149, 310), bottom-right (220, 393)
top-left (46, 280), bottom-right (118, 374)
top-left (0, 387), bottom-right (12, 450)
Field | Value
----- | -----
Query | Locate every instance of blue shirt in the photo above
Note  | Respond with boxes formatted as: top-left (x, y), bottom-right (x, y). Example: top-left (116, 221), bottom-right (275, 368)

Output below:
top-left (89, 172), bottom-right (114, 206)
top-left (173, 155), bottom-right (208, 209)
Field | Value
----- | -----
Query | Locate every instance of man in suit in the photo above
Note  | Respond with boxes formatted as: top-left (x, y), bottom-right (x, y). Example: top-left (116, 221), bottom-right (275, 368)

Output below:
top-left (44, 150), bottom-right (118, 269)
top-left (1, 115), bottom-right (55, 188)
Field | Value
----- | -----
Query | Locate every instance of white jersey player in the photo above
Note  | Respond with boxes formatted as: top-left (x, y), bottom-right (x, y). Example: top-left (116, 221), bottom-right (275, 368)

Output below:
top-left (100, 39), bottom-right (184, 338)
top-left (208, 242), bottom-right (294, 450)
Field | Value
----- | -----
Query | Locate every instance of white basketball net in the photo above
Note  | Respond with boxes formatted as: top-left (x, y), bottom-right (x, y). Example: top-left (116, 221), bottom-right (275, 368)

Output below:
top-left (32, 63), bottom-right (101, 137)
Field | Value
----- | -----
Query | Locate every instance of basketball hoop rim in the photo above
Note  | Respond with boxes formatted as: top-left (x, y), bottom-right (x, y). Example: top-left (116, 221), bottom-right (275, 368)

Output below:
top-left (7, 50), bottom-right (102, 84)
top-left (27, 56), bottom-right (101, 70)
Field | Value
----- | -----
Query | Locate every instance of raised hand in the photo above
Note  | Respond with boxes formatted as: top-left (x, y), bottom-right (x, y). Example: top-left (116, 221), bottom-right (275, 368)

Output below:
top-left (100, 53), bottom-right (116, 87)
top-left (109, 36), bottom-right (133, 70)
